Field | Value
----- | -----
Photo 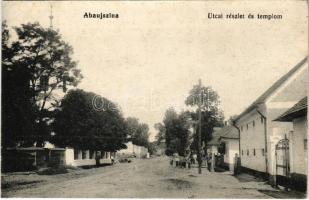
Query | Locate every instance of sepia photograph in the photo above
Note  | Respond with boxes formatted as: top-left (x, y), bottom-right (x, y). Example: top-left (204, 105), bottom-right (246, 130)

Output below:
top-left (1, 0), bottom-right (308, 198)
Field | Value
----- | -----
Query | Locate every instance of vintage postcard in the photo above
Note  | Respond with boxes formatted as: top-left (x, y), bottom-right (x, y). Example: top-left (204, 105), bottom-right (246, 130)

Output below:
top-left (1, 0), bottom-right (308, 198)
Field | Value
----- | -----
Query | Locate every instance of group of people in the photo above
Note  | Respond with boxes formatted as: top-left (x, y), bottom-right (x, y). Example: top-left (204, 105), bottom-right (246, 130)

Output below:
top-left (171, 151), bottom-right (216, 172)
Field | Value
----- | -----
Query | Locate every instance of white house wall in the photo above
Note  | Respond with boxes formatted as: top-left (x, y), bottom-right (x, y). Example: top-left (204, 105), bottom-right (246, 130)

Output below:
top-left (237, 60), bottom-right (307, 176)
top-left (265, 61), bottom-right (307, 175)
top-left (237, 108), bottom-right (267, 173)
top-left (65, 148), bottom-right (74, 166)
top-left (65, 148), bottom-right (112, 167)
top-left (116, 142), bottom-right (148, 158)
top-left (266, 108), bottom-right (293, 176)
top-left (222, 139), bottom-right (239, 172)
top-left (290, 116), bottom-right (307, 175)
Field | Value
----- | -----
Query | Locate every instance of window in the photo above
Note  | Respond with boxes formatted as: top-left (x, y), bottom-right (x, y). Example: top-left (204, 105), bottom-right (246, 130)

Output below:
top-left (74, 149), bottom-right (79, 160)
top-left (253, 149), bottom-right (256, 156)
top-left (261, 116), bottom-right (264, 124)
top-left (246, 124), bottom-right (249, 130)
top-left (241, 150), bottom-right (243, 156)
top-left (101, 151), bottom-right (105, 159)
top-left (247, 150), bottom-right (249, 156)
top-left (82, 150), bottom-right (87, 159)
top-left (262, 148), bottom-right (265, 156)
top-left (90, 150), bottom-right (94, 159)
top-left (253, 120), bottom-right (255, 127)
top-left (305, 139), bottom-right (307, 150)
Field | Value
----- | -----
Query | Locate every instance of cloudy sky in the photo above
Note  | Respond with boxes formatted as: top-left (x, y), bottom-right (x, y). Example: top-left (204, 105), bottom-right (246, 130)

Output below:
top-left (3, 1), bottom-right (308, 141)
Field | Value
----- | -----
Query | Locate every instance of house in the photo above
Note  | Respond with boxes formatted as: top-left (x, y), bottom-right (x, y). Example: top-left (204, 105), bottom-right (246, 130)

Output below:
top-left (65, 149), bottom-right (114, 167)
top-left (275, 97), bottom-right (307, 191)
top-left (234, 57), bottom-right (308, 185)
top-left (217, 125), bottom-right (239, 172)
top-left (2, 147), bottom-right (66, 172)
top-left (116, 141), bottom-right (148, 158)
top-left (2, 147), bottom-right (115, 171)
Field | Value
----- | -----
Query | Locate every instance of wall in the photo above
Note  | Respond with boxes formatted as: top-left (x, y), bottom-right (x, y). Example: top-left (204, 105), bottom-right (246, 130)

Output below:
top-left (290, 116), bottom-right (307, 175)
top-left (265, 62), bottom-right (308, 176)
top-left (223, 139), bottom-right (239, 171)
top-left (206, 146), bottom-right (218, 155)
top-left (65, 148), bottom-right (112, 167)
top-left (237, 108), bottom-right (267, 173)
top-left (116, 142), bottom-right (148, 158)
top-left (266, 108), bottom-right (293, 176)
top-left (65, 148), bottom-right (74, 166)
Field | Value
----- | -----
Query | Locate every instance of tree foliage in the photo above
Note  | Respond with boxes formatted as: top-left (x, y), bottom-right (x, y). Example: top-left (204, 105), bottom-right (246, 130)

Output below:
top-left (125, 117), bottom-right (149, 147)
top-left (2, 22), bottom-right (82, 147)
top-left (185, 84), bottom-right (224, 150)
top-left (52, 89), bottom-right (128, 151)
top-left (159, 108), bottom-right (191, 156)
top-left (2, 21), bottom-right (37, 147)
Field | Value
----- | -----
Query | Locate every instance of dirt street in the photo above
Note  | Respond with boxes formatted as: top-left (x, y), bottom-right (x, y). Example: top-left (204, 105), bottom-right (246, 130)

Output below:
top-left (1, 156), bottom-right (304, 198)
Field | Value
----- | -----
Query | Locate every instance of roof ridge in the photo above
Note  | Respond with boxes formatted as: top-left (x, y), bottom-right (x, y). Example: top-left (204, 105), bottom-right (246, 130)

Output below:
top-left (235, 56), bottom-right (308, 121)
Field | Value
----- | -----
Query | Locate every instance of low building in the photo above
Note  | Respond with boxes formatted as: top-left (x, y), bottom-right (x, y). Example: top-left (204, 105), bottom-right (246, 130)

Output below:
top-left (3, 146), bottom-right (115, 172)
top-left (275, 97), bottom-right (307, 191)
top-left (65, 149), bottom-right (114, 167)
top-left (218, 125), bottom-right (239, 172)
top-left (116, 141), bottom-right (148, 158)
top-left (2, 147), bottom-right (66, 172)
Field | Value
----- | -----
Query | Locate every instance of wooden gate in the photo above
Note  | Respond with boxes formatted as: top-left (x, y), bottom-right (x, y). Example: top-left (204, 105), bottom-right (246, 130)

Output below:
top-left (275, 136), bottom-right (290, 177)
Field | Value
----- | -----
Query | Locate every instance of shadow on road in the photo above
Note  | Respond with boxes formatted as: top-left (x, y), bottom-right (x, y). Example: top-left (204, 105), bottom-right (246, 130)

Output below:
top-left (235, 173), bottom-right (265, 183)
top-left (258, 189), bottom-right (306, 199)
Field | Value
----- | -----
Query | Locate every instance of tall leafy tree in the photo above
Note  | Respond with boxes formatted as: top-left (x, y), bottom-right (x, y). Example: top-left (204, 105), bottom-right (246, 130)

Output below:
top-left (159, 108), bottom-right (191, 156)
top-left (125, 117), bottom-right (149, 147)
top-left (52, 89), bottom-right (128, 151)
top-left (185, 84), bottom-right (224, 150)
top-left (2, 21), bottom-right (37, 147)
top-left (2, 22), bottom-right (83, 147)
top-left (154, 122), bottom-right (165, 144)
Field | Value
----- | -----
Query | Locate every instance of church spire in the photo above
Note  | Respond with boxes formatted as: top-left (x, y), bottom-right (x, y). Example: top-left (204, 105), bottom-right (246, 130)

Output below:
top-left (49, 4), bottom-right (54, 29)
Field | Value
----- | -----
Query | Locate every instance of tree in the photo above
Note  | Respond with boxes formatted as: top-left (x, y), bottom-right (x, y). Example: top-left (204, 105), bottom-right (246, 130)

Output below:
top-left (154, 122), bottom-right (165, 144)
top-left (185, 84), bottom-right (224, 151)
top-left (125, 117), bottom-right (149, 147)
top-left (2, 21), bottom-right (38, 147)
top-left (159, 108), bottom-right (191, 156)
top-left (147, 142), bottom-right (157, 155)
top-left (2, 22), bottom-right (83, 147)
top-left (52, 89), bottom-right (128, 151)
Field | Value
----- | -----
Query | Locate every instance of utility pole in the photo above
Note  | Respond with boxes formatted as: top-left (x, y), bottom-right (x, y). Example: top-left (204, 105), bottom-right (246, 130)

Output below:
top-left (197, 79), bottom-right (202, 174)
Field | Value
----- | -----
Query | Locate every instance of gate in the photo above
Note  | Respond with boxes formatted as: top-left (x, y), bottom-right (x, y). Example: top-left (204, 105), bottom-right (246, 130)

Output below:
top-left (275, 136), bottom-right (290, 177)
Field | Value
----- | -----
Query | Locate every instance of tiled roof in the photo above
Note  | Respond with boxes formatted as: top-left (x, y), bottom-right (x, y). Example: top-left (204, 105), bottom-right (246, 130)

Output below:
top-left (208, 125), bottom-right (239, 146)
top-left (275, 97), bottom-right (307, 122)
top-left (235, 57), bottom-right (308, 121)
top-left (219, 125), bottom-right (239, 139)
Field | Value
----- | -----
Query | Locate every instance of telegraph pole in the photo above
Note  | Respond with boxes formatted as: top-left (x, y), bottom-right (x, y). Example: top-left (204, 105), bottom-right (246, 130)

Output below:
top-left (197, 79), bottom-right (202, 174)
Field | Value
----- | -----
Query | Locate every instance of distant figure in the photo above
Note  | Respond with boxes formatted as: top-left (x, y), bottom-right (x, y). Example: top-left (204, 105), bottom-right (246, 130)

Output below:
top-left (192, 154), bottom-right (197, 165)
top-left (95, 152), bottom-right (100, 166)
top-left (111, 155), bottom-right (114, 164)
top-left (207, 153), bottom-right (212, 171)
top-left (233, 153), bottom-right (241, 175)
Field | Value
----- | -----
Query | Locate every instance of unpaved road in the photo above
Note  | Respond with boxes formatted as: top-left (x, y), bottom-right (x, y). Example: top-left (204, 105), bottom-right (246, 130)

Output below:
top-left (1, 156), bottom-right (302, 198)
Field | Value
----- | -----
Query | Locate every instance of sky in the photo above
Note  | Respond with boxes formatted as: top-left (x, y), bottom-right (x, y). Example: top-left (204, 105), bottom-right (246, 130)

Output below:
top-left (3, 1), bottom-right (308, 141)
